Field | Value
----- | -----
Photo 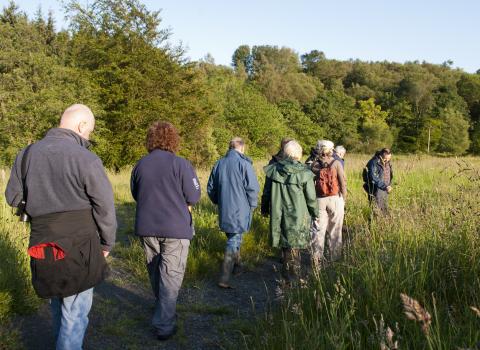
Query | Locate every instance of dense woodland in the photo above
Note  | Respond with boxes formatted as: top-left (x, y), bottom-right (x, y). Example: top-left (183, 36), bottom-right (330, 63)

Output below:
top-left (1, 0), bottom-right (479, 169)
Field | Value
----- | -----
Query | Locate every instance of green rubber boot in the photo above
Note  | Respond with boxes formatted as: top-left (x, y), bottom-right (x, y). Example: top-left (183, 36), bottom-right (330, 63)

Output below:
top-left (218, 251), bottom-right (235, 289)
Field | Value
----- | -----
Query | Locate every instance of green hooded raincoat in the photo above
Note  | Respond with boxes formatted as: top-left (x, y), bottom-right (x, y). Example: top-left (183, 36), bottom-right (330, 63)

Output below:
top-left (263, 159), bottom-right (318, 249)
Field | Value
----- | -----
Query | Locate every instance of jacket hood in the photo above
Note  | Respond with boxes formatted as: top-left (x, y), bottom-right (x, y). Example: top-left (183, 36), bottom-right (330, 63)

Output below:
top-left (264, 159), bottom-right (314, 184)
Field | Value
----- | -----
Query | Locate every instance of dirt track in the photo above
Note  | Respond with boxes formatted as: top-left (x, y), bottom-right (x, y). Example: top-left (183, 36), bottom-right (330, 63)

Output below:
top-left (12, 255), bottom-right (280, 350)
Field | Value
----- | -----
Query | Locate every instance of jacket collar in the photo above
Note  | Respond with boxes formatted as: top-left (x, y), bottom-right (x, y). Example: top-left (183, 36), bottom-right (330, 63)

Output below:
top-left (226, 149), bottom-right (253, 164)
top-left (45, 128), bottom-right (91, 149)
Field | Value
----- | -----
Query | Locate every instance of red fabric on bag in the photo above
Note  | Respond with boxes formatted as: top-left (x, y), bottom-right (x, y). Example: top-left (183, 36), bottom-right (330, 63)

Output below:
top-left (28, 243), bottom-right (66, 261)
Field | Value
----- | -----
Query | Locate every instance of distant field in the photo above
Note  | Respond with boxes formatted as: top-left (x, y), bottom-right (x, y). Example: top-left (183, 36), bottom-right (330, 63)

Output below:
top-left (1, 154), bottom-right (480, 349)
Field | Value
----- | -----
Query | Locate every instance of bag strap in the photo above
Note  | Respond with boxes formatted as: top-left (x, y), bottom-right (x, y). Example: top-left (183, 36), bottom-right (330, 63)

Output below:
top-left (20, 144), bottom-right (33, 203)
top-left (315, 159), bottom-right (336, 170)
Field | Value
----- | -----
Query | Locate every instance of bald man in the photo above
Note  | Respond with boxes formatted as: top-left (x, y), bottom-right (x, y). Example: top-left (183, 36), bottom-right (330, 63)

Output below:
top-left (5, 104), bottom-right (116, 350)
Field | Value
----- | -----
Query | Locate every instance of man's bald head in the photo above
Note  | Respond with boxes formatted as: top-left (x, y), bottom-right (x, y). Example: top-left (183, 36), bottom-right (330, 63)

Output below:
top-left (59, 104), bottom-right (95, 140)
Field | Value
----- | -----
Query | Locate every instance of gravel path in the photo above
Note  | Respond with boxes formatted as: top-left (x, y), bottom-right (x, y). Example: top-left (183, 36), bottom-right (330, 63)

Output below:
top-left (12, 257), bottom-right (281, 350)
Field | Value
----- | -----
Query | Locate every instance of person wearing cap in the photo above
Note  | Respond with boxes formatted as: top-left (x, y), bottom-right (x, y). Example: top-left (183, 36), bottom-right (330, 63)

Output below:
top-left (308, 140), bottom-right (347, 267)
top-left (207, 137), bottom-right (260, 288)
top-left (263, 140), bottom-right (318, 284)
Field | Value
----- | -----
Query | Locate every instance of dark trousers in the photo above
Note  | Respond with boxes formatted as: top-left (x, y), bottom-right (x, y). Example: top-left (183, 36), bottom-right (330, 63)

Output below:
top-left (368, 189), bottom-right (389, 215)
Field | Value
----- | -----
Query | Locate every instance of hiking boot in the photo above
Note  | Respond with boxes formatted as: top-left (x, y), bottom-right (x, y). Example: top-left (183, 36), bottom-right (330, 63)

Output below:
top-left (157, 325), bottom-right (177, 341)
top-left (218, 251), bottom-right (235, 289)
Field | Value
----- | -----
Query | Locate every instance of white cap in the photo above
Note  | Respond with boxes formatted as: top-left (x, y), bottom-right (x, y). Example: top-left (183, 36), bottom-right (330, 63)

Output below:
top-left (315, 140), bottom-right (334, 151)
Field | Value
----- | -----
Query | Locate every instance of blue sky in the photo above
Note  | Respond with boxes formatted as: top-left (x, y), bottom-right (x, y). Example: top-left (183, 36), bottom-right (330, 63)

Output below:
top-left (3, 0), bottom-right (479, 72)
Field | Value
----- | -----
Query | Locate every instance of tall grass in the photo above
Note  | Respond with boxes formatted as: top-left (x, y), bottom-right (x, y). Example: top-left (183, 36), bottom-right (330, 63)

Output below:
top-left (247, 155), bottom-right (480, 349)
top-left (0, 171), bottom-right (40, 348)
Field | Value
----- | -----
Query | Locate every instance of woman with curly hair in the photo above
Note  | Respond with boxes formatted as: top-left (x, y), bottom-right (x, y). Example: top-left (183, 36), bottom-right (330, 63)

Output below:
top-left (131, 121), bottom-right (201, 341)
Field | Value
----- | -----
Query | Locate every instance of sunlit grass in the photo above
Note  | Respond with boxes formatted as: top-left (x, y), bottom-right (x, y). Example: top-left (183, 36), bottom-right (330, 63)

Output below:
top-left (247, 155), bottom-right (480, 349)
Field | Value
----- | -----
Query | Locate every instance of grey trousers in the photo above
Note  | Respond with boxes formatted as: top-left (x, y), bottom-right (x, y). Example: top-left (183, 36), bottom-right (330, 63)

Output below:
top-left (141, 237), bottom-right (190, 336)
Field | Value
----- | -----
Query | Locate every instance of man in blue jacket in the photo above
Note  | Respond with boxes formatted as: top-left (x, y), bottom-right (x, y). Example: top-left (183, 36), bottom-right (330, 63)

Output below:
top-left (363, 148), bottom-right (393, 215)
top-left (207, 137), bottom-right (260, 288)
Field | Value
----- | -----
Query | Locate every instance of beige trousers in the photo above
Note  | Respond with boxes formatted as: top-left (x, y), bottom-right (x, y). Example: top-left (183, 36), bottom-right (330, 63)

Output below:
top-left (311, 195), bottom-right (345, 264)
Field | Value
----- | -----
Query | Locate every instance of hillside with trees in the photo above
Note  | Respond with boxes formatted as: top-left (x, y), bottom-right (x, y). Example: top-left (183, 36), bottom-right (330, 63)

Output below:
top-left (1, 0), bottom-right (479, 168)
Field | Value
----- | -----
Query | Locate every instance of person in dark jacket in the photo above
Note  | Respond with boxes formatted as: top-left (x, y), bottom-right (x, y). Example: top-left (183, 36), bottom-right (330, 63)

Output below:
top-left (262, 140), bottom-right (318, 283)
top-left (305, 146), bottom-right (319, 166)
top-left (363, 148), bottom-right (393, 215)
top-left (207, 137), bottom-right (260, 288)
top-left (131, 121), bottom-right (201, 341)
top-left (5, 104), bottom-right (116, 350)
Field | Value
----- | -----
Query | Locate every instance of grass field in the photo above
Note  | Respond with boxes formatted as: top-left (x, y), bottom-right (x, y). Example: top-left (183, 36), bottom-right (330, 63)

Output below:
top-left (247, 155), bottom-right (480, 349)
top-left (1, 155), bottom-right (480, 349)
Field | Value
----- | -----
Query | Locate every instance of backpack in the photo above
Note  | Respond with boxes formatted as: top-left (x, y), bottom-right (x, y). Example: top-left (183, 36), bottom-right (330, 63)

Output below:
top-left (362, 165), bottom-right (369, 184)
top-left (362, 166), bottom-right (370, 193)
top-left (314, 160), bottom-right (339, 197)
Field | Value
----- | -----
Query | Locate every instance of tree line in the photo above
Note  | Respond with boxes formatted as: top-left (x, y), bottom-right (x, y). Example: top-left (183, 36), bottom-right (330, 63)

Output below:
top-left (1, 0), bottom-right (479, 169)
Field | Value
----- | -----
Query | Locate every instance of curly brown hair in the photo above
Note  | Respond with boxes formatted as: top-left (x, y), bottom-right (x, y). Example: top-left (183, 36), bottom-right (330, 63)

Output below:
top-left (146, 121), bottom-right (180, 153)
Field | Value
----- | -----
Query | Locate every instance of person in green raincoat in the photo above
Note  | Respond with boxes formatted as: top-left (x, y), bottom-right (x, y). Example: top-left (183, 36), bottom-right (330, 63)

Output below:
top-left (261, 140), bottom-right (318, 283)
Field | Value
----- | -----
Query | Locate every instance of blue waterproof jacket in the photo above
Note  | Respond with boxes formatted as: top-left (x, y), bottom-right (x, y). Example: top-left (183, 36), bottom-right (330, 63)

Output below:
top-left (207, 150), bottom-right (260, 234)
top-left (364, 155), bottom-right (393, 192)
